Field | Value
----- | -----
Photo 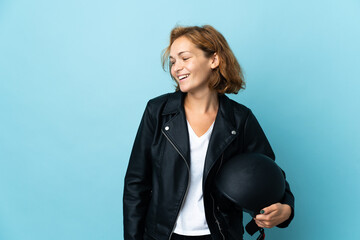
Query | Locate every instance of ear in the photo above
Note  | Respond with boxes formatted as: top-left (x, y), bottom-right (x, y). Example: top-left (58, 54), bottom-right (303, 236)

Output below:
top-left (210, 53), bottom-right (220, 69)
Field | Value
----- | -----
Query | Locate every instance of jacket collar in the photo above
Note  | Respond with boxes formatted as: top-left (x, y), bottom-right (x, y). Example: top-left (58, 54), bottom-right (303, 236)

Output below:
top-left (162, 91), bottom-right (238, 182)
top-left (162, 90), bottom-right (185, 115)
top-left (162, 90), bottom-right (236, 128)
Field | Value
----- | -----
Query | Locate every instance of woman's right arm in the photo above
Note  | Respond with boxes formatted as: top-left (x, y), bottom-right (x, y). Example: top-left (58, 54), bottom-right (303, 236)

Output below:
top-left (123, 102), bottom-right (154, 240)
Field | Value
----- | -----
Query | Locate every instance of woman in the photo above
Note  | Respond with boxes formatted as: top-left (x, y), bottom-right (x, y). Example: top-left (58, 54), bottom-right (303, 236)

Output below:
top-left (123, 25), bottom-right (294, 240)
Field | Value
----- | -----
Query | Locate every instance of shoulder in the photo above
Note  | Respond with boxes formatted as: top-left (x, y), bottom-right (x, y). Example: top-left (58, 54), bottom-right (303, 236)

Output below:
top-left (147, 92), bottom-right (172, 106)
top-left (143, 91), bottom-right (179, 119)
top-left (223, 94), bottom-right (253, 118)
top-left (145, 92), bottom-right (174, 113)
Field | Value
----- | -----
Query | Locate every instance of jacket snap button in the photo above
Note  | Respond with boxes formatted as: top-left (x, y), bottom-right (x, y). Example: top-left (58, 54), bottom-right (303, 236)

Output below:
top-left (231, 130), bottom-right (236, 135)
top-left (165, 126), bottom-right (170, 131)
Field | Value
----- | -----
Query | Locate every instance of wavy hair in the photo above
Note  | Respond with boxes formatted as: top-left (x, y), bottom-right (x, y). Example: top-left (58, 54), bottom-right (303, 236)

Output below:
top-left (162, 25), bottom-right (245, 94)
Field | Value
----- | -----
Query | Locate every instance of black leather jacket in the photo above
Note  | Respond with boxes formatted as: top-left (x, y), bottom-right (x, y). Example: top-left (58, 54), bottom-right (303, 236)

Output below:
top-left (123, 91), bottom-right (294, 240)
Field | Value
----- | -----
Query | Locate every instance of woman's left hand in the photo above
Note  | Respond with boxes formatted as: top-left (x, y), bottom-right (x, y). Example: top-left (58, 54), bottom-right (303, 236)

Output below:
top-left (253, 203), bottom-right (292, 228)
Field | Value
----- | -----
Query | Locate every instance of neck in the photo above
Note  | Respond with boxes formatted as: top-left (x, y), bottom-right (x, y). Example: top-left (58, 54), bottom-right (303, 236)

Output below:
top-left (184, 89), bottom-right (219, 114)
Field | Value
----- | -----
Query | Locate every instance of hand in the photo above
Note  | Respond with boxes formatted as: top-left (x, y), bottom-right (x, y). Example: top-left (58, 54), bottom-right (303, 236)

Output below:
top-left (254, 203), bottom-right (292, 228)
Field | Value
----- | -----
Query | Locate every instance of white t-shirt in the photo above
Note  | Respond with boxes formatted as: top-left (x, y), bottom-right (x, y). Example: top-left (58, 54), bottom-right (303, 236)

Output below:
top-left (173, 120), bottom-right (215, 236)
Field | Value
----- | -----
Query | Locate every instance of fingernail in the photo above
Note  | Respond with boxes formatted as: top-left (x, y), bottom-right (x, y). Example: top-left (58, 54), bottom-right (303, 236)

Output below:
top-left (260, 210), bottom-right (265, 214)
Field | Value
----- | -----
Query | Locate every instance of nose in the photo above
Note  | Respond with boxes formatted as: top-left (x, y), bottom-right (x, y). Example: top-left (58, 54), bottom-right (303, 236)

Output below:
top-left (172, 61), bottom-right (183, 72)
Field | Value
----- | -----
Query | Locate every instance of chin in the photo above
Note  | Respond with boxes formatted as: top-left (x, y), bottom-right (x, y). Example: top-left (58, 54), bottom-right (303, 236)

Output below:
top-left (179, 84), bottom-right (190, 93)
top-left (179, 89), bottom-right (189, 93)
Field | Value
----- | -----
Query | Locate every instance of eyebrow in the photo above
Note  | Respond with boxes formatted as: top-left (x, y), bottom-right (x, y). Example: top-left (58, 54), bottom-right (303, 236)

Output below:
top-left (169, 51), bottom-right (191, 59)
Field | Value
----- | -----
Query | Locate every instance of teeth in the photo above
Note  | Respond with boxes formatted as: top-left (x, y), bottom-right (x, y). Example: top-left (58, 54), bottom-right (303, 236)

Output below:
top-left (179, 74), bottom-right (189, 80)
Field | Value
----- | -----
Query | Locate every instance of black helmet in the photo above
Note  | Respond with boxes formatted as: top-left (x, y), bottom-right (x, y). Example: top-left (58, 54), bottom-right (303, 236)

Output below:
top-left (214, 153), bottom-right (285, 217)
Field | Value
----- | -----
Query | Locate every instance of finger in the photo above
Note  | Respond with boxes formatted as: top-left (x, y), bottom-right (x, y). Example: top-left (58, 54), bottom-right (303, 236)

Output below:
top-left (254, 219), bottom-right (266, 228)
top-left (254, 213), bottom-right (269, 221)
top-left (254, 219), bottom-right (272, 229)
top-left (260, 203), bottom-right (280, 215)
top-left (255, 209), bottom-right (279, 221)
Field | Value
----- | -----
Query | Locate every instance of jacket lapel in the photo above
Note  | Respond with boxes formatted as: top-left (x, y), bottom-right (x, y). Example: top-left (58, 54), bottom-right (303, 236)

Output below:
top-left (162, 91), bottom-right (191, 167)
top-left (161, 91), bottom-right (238, 178)
top-left (203, 94), bottom-right (238, 182)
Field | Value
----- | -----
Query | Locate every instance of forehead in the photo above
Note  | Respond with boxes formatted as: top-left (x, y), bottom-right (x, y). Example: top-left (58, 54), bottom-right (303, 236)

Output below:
top-left (169, 36), bottom-right (197, 56)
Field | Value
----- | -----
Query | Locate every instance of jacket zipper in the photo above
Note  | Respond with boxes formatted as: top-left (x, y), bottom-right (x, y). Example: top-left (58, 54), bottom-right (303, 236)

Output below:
top-left (211, 194), bottom-right (225, 240)
top-left (161, 130), bottom-right (191, 240)
top-left (211, 154), bottom-right (225, 240)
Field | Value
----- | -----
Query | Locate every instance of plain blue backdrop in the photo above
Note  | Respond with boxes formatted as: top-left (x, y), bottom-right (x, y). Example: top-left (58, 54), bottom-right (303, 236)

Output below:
top-left (1, 0), bottom-right (359, 239)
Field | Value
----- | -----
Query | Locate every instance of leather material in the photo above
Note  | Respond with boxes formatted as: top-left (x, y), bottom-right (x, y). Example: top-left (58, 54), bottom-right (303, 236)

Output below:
top-left (214, 153), bottom-right (286, 217)
top-left (123, 91), bottom-right (295, 240)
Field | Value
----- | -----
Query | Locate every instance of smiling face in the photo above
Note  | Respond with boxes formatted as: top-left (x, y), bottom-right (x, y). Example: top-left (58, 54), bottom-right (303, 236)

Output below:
top-left (169, 36), bottom-right (218, 94)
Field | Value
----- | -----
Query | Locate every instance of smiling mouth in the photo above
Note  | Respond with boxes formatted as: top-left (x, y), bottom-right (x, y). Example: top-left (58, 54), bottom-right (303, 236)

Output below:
top-left (178, 74), bottom-right (190, 81)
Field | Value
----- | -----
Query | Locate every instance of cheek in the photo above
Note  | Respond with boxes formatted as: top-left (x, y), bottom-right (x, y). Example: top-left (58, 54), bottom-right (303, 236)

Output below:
top-left (190, 59), bottom-right (208, 73)
top-left (170, 67), bottom-right (176, 78)
top-left (184, 62), bottom-right (195, 74)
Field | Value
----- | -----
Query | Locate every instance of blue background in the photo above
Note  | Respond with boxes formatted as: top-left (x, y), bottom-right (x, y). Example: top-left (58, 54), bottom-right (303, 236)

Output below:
top-left (1, 0), bottom-right (359, 239)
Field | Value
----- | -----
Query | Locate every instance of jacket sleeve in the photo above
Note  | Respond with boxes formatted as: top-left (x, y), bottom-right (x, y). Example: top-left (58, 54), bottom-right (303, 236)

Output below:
top-left (243, 110), bottom-right (295, 228)
top-left (123, 102), bottom-right (154, 240)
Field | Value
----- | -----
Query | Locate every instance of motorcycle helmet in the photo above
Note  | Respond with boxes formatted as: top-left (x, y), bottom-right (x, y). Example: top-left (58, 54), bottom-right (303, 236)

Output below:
top-left (214, 153), bottom-right (285, 217)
